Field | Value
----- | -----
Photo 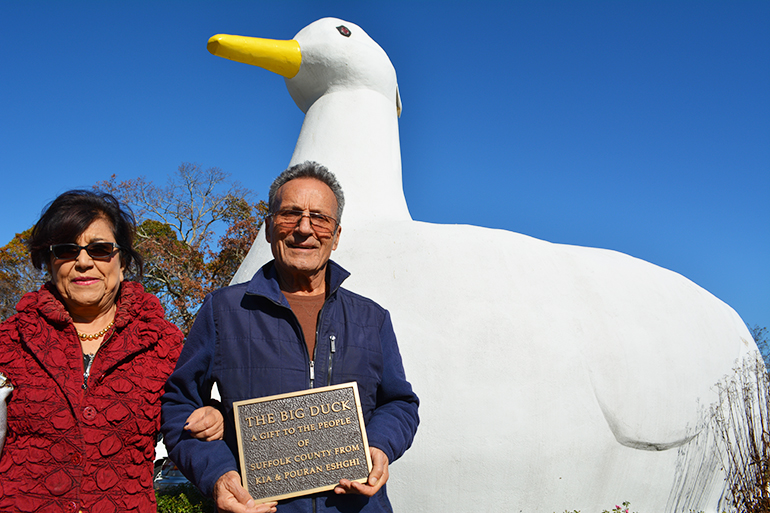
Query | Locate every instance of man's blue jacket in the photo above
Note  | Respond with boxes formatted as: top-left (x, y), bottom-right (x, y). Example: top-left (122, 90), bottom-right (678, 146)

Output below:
top-left (161, 260), bottom-right (419, 512)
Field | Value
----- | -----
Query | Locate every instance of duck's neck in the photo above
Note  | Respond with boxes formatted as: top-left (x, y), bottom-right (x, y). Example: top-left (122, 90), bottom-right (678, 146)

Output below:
top-left (289, 89), bottom-right (411, 226)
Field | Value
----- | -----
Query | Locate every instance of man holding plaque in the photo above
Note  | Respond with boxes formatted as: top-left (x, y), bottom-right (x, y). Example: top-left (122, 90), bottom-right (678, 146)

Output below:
top-left (162, 161), bottom-right (419, 513)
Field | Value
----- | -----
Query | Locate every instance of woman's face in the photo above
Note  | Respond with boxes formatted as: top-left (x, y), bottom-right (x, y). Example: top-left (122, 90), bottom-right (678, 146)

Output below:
top-left (50, 217), bottom-right (125, 321)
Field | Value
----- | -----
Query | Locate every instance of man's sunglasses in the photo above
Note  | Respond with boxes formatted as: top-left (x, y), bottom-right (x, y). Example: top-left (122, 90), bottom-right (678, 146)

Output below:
top-left (49, 242), bottom-right (121, 261)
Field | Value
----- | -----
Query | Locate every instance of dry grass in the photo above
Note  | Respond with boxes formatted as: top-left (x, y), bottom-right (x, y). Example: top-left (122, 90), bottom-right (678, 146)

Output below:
top-left (711, 352), bottom-right (770, 512)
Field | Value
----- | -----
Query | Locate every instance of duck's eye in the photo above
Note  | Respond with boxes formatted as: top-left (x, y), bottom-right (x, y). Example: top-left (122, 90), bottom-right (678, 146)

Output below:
top-left (336, 25), bottom-right (351, 37)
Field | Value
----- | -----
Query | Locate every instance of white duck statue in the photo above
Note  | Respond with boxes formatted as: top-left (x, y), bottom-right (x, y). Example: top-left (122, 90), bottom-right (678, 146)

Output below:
top-left (207, 18), bottom-right (757, 512)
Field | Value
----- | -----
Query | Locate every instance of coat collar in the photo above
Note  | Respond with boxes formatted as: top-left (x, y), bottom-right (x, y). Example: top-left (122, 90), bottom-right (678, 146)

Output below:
top-left (245, 259), bottom-right (350, 306)
top-left (16, 280), bottom-right (159, 330)
top-left (14, 281), bottom-right (170, 407)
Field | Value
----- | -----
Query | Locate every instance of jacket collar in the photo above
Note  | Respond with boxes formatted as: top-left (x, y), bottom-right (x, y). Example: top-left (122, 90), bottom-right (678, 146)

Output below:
top-left (14, 280), bottom-right (168, 407)
top-left (245, 259), bottom-right (350, 305)
top-left (16, 281), bottom-right (167, 370)
top-left (18, 281), bottom-right (157, 329)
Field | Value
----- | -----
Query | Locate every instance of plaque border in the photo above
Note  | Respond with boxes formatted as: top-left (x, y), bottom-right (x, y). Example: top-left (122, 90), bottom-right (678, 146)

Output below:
top-left (233, 382), bottom-right (372, 503)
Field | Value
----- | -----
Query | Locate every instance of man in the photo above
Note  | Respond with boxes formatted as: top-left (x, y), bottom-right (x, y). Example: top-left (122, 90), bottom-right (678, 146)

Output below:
top-left (161, 161), bottom-right (419, 513)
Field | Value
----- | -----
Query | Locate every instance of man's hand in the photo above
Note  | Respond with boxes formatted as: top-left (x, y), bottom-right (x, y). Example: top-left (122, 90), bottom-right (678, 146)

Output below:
top-left (213, 471), bottom-right (278, 513)
top-left (184, 406), bottom-right (224, 441)
top-left (334, 447), bottom-right (389, 497)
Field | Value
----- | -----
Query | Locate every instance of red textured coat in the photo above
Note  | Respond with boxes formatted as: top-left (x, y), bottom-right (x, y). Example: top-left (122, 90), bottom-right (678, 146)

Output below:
top-left (0, 281), bottom-right (183, 512)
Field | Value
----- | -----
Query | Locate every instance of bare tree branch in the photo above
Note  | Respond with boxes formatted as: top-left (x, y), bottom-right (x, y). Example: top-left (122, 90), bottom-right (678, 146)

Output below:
top-left (95, 163), bottom-right (266, 335)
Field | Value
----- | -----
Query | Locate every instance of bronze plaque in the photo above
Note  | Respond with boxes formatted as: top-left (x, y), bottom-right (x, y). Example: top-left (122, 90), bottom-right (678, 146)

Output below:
top-left (233, 382), bottom-right (372, 503)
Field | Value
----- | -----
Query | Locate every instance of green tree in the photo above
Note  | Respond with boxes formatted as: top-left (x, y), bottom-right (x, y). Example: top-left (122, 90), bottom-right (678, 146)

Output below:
top-left (0, 228), bottom-right (47, 321)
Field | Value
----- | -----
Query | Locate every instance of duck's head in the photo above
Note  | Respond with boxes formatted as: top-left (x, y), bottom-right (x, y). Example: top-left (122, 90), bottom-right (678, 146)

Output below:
top-left (208, 17), bottom-right (401, 116)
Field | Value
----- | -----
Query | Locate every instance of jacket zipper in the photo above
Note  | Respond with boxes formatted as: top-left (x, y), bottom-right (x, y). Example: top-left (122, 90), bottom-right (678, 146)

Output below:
top-left (310, 299), bottom-right (330, 389)
top-left (327, 335), bottom-right (336, 386)
top-left (309, 335), bottom-right (336, 387)
top-left (311, 300), bottom-right (326, 389)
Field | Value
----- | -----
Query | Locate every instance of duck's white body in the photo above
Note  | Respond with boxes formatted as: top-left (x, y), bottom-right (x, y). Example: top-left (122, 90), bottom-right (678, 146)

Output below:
top-left (0, 374), bottom-right (13, 455)
top-left (215, 18), bottom-right (755, 512)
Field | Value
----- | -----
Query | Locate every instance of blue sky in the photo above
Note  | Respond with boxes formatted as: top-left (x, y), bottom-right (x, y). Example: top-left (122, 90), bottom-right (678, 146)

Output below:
top-left (2, 1), bottom-right (768, 331)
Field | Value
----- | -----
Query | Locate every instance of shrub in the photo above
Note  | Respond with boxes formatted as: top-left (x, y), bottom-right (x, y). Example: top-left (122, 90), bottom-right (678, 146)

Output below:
top-left (155, 483), bottom-right (216, 513)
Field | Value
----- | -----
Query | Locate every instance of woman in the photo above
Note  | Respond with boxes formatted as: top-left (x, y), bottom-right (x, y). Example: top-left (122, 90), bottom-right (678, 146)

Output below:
top-left (0, 190), bottom-right (221, 512)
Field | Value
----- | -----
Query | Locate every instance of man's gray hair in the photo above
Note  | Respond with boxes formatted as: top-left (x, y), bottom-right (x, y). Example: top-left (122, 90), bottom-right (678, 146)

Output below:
top-left (268, 161), bottom-right (345, 222)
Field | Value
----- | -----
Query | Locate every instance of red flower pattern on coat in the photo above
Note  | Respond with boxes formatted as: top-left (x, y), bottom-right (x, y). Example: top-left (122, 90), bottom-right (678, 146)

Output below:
top-left (0, 281), bottom-right (183, 512)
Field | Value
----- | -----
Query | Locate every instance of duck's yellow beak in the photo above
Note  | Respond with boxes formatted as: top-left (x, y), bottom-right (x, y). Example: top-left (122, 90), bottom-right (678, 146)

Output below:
top-left (207, 34), bottom-right (301, 79)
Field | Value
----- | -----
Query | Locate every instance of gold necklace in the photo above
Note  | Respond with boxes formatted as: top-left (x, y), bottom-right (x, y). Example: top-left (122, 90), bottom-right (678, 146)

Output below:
top-left (77, 320), bottom-right (115, 341)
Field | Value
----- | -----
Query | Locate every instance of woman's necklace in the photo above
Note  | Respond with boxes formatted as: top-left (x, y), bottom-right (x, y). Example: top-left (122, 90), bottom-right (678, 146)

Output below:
top-left (76, 320), bottom-right (115, 341)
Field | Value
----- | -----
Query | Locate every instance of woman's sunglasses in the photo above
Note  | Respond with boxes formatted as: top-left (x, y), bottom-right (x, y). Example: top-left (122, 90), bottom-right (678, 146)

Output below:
top-left (49, 242), bottom-right (121, 261)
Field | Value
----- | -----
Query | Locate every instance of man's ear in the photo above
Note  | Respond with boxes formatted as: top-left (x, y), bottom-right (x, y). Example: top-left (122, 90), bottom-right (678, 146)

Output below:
top-left (331, 225), bottom-right (342, 251)
top-left (264, 217), bottom-right (273, 243)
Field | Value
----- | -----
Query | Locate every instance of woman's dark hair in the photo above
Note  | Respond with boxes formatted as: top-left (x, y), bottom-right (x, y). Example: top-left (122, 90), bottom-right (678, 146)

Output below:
top-left (29, 190), bottom-right (143, 276)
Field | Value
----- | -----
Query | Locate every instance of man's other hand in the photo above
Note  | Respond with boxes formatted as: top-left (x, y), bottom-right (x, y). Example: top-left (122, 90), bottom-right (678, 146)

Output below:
top-left (333, 446), bottom-right (389, 497)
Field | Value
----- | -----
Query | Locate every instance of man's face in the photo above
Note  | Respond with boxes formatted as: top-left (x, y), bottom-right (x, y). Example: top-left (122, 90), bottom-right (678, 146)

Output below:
top-left (266, 177), bottom-right (341, 287)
